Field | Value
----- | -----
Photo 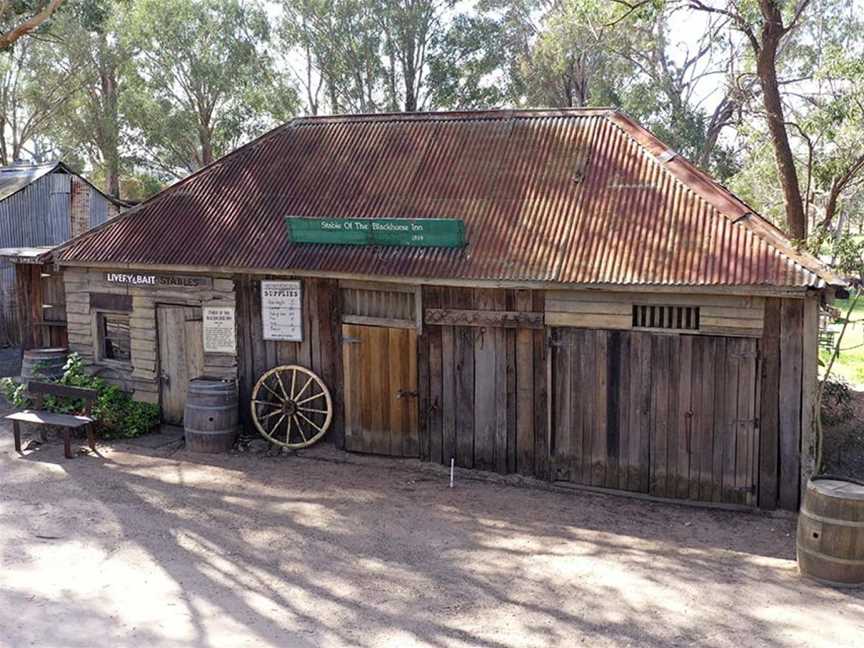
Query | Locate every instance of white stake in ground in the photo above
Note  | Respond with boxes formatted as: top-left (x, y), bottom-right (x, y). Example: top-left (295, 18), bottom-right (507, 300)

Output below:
top-left (450, 458), bottom-right (454, 488)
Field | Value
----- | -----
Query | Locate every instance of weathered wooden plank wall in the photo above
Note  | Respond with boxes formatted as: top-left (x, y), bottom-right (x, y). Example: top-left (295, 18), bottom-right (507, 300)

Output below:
top-left (419, 286), bottom-right (546, 476)
top-left (757, 295), bottom-right (816, 511)
top-left (548, 329), bottom-right (760, 506)
top-left (234, 276), bottom-right (343, 446)
top-left (15, 263), bottom-right (67, 349)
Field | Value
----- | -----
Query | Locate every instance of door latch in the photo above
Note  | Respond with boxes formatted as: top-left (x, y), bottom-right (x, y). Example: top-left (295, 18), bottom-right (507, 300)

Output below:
top-left (396, 389), bottom-right (419, 399)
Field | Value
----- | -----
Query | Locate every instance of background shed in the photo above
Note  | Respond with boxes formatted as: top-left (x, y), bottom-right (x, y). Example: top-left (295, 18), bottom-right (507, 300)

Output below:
top-left (0, 161), bottom-right (127, 345)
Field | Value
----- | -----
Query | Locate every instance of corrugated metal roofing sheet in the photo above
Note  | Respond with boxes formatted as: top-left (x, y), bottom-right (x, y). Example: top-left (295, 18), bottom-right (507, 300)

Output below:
top-left (55, 109), bottom-right (838, 289)
top-left (0, 162), bottom-right (60, 201)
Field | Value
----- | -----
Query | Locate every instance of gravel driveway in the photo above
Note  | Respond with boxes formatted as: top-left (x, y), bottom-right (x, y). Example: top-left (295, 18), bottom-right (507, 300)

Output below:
top-left (1, 427), bottom-right (862, 648)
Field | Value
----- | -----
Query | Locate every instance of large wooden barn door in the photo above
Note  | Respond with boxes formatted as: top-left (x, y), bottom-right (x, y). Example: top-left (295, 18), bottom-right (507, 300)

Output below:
top-left (550, 329), bottom-right (760, 506)
top-left (342, 324), bottom-right (419, 456)
top-left (157, 305), bottom-right (204, 425)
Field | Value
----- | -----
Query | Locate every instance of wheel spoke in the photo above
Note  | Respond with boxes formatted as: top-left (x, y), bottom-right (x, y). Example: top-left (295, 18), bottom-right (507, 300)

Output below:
top-left (296, 410), bottom-right (324, 433)
top-left (258, 409), bottom-right (283, 421)
top-left (252, 399), bottom-right (280, 408)
top-left (299, 406), bottom-right (328, 415)
top-left (289, 368), bottom-right (298, 400)
top-left (285, 415), bottom-right (293, 445)
top-left (294, 376), bottom-right (314, 401)
top-left (296, 392), bottom-right (325, 406)
top-left (275, 371), bottom-right (289, 400)
top-left (261, 380), bottom-right (284, 402)
top-left (269, 414), bottom-right (286, 437)
top-left (292, 415), bottom-right (309, 443)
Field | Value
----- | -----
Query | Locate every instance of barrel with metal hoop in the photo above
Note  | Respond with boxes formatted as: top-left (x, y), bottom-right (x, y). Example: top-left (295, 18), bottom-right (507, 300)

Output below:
top-left (21, 347), bottom-right (68, 382)
top-left (184, 377), bottom-right (239, 453)
top-left (797, 478), bottom-right (864, 587)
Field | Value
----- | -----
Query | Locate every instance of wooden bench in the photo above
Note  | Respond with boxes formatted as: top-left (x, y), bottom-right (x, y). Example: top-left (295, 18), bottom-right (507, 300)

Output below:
top-left (5, 381), bottom-right (98, 459)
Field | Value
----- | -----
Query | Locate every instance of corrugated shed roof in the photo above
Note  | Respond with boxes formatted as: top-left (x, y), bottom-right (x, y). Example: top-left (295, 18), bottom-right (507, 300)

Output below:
top-left (0, 162), bottom-right (60, 201)
top-left (55, 109), bottom-right (840, 289)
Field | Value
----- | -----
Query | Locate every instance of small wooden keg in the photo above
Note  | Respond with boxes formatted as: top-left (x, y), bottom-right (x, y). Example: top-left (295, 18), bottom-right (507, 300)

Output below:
top-left (797, 478), bottom-right (864, 587)
top-left (183, 378), bottom-right (238, 453)
top-left (21, 348), bottom-right (68, 382)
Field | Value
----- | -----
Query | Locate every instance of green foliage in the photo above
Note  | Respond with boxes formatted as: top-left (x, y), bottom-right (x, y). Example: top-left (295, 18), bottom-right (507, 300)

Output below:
top-left (2, 353), bottom-right (160, 440)
top-left (125, 0), bottom-right (297, 175)
top-left (821, 375), bottom-right (855, 426)
top-left (0, 377), bottom-right (28, 408)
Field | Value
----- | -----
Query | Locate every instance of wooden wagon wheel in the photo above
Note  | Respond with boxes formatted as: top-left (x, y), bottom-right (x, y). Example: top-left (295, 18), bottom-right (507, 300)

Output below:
top-left (251, 365), bottom-right (332, 449)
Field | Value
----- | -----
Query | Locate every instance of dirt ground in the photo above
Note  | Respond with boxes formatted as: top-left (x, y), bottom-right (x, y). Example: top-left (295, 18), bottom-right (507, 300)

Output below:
top-left (1, 428), bottom-right (863, 648)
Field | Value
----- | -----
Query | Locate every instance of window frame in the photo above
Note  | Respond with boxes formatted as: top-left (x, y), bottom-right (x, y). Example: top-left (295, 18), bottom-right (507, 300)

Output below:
top-left (93, 310), bottom-right (132, 367)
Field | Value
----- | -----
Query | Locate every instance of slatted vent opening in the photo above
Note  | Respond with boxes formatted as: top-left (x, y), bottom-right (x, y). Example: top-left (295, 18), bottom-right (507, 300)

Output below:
top-left (342, 287), bottom-right (414, 320)
top-left (632, 305), bottom-right (700, 331)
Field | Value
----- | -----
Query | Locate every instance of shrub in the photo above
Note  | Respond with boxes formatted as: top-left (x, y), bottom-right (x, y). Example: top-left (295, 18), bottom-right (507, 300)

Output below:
top-left (1, 353), bottom-right (160, 439)
top-left (821, 375), bottom-right (855, 427)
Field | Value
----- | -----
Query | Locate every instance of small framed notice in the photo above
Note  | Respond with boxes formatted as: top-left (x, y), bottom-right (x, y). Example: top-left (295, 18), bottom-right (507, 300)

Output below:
top-left (261, 280), bottom-right (303, 341)
top-left (203, 306), bottom-right (236, 354)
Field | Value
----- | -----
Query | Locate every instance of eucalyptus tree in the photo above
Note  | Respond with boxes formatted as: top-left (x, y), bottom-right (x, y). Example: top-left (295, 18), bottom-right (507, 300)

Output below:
top-left (0, 38), bottom-right (77, 164)
top-left (0, 0), bottom-right (65, 49)
top-left (124, 0), bottom-right (295, 177)
top-left (279, 0), bottom-right (457, 114)
top-left (33, 0), bottom-right (132, 197)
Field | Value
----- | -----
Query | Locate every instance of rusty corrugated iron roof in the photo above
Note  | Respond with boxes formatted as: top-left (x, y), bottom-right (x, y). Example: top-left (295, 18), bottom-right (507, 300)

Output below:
top-left (55, 109), bottom-right (839, 289)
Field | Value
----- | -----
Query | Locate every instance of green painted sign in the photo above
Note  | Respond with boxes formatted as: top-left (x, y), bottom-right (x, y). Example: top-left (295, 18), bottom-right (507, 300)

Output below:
top-left (286, 217), bottom-right (466, 248)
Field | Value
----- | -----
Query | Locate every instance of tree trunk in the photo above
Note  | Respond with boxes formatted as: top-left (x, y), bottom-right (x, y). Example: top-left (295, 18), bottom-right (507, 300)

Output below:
top-left (199, 125), bottom-right (214, 167)
top-left (98, 43), bottom-right (121, 198)
top-left (757, 2), bottom-right (807, 239)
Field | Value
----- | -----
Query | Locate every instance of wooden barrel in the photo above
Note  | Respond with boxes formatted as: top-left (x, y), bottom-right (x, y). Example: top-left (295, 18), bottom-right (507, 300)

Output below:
top-left (797, 478), bottom-right (864, 587)
top-left (21, 348), bottom-right (68, 382)
top-left (183, 378), bottom-right (239, 453)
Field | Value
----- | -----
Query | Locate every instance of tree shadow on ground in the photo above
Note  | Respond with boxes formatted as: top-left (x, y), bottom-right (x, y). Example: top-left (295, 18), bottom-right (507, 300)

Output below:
top-left (2, 435), bottom-right (863, 648)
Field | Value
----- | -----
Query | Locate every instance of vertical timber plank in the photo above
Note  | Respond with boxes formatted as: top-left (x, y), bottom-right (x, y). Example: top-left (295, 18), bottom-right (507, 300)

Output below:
top-left (422, 286), bottom-right (440, 463)
top-left (454, 288), bottom-right (475, 469)
top-left (473, 289), bottom-right (496, 471)
top-left (759, 298), bottom-right (781, 509)
top-left (711, 337), bottom-right (728, 502)
top-left (533, 290), bottom-right (549, 480)
top-left (779, 299), bottom-right (804, 510)
top-left (650, 335), bottom-right (669, 497)
top-left (515, 290), bottom-right (534, 475)
top-left (675, 335), bottom-right (693, 499)
top-left (552, 327), bottom-right (571, 481)
top-left (604, 331), bottom-right (620, 490)
top-left (800, 293), bottom-right (819, 500)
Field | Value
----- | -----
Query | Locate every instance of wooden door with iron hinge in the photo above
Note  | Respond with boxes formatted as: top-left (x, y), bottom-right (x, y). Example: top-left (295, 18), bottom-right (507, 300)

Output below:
top-left (342, 324), bottom-right (419, 456)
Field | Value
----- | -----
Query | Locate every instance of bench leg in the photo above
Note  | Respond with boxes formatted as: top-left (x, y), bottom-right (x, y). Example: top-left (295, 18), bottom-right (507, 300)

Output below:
top-left (12, 420), bottom-right (21, 454)
top-left (63, 428), bottom-right (72, 459)
top-left (87, 424), bottom-right (96, 453)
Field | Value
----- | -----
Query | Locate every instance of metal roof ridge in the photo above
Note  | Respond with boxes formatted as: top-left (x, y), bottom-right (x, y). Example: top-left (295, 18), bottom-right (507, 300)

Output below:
top-left (290, 107), bottom-right (615, 126)
top-left (604, 111), bottom-right (844, 288)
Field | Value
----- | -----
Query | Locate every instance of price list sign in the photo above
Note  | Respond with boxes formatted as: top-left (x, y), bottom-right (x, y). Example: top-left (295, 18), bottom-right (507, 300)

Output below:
top-left (261, 280), bottom-right (303, 341)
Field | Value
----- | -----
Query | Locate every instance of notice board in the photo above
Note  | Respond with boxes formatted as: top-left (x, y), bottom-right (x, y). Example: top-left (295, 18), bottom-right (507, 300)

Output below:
top-left (203, 306), bottom-right (236, 354)
top-left (261, 280), bottom-right (303, 341)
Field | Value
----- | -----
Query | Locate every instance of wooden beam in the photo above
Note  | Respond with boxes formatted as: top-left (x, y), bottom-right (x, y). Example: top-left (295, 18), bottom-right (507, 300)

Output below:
top-left (758, 298), bottom-right (780, 509)
top-left (425, 308), bottom-right (543, 329)
top-left (800, 292), bottom-right (819, 499)
top-left (778, 299), bottom-right (804, 511)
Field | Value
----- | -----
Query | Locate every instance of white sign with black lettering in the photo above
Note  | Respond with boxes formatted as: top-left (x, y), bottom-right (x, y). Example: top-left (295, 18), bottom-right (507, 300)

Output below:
top-left (261, 280), bottom-right (303, 341)
top-left (203, 306), bottom-right (236, 354)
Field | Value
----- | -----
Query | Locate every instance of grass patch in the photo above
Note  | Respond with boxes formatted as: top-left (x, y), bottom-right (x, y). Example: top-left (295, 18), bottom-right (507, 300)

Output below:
top-left (820, 291), bottom-right (864, 386)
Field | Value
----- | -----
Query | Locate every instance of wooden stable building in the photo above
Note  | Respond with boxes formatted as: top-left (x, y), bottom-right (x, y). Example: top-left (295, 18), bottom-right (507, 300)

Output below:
top-left (41, 109), bottom-right (841, 511)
